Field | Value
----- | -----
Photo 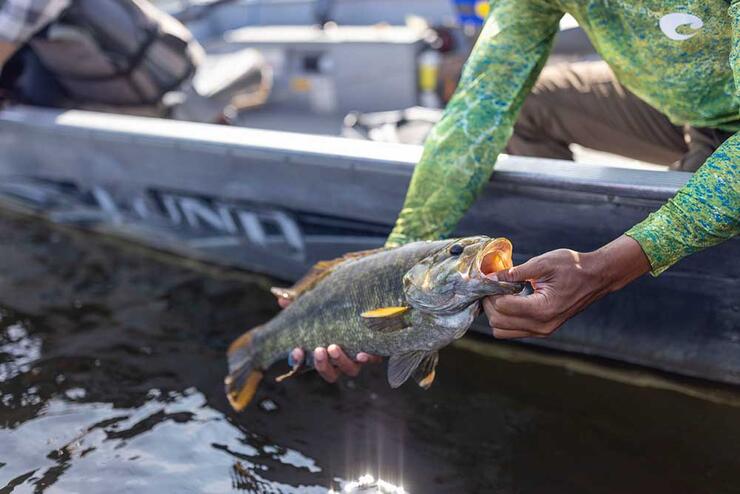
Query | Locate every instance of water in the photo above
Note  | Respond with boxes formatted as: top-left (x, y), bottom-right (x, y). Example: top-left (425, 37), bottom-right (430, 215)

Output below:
top-left (0, 211), bottom-right (738, 494)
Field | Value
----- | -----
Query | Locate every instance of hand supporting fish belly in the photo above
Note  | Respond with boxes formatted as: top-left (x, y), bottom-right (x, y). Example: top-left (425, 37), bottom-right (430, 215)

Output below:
top-left (290, 346), bottom-right (382, 384)
top-left (225, 236), bottom-right (530, 410)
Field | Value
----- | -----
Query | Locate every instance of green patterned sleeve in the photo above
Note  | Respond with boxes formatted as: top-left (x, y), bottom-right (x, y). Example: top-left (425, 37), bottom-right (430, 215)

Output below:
top-left (625, 1), bottom-right (740, 275)
top-left (625, 134), bottom-right (740, 276)
top-left (385, 0), bottom-right (563, 247)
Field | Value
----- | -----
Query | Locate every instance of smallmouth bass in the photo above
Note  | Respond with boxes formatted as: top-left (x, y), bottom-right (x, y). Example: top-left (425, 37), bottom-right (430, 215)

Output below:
top-left (225, 236), bottom-right (529, 410)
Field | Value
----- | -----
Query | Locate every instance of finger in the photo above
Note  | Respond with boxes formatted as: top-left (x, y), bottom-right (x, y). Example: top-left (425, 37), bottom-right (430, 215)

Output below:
top-left (494, 256), bottom-right (543, 283)
top-left (289, 348), bottom-right (304, 366)
top-left (492, 292), bottom-right (549, 318)
top-left (485, 299), bottom-right (545, 334)
top-left (482, 297), bottom-right (497, 316)
top-left (492, 328), bottom-right (537, 339)
top-left (356, 352), bottom-right (382, 364)
top-left (487, 310), bottom-right (539, 333)
top-left (313, 347), bottom-right (339, 383)
top-left (327, 344), bottom-right (360, 377)
top-left (484, 297), bottom-right (537, 327)
top-left (278, 297), bottom-right (291, 309)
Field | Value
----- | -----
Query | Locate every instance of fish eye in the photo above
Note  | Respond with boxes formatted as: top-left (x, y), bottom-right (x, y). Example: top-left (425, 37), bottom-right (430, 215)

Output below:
top-left (449, 243), bottom-right (464, 256)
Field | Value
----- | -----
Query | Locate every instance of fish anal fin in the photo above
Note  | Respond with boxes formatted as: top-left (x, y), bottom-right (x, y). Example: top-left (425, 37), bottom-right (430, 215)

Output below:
top-left (275, 357), bottom-right (309, 383)
top-left (361, 306), bottom-right (410, 332)
top-left (412, 351), bottom-right (439, 390)
top-left (387, 351), bottom-right (426, 388)
top-left (286, 247), bottom-right (388, 301)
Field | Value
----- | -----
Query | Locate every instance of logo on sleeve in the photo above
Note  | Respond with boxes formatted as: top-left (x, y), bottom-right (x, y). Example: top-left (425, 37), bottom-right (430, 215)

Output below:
top-left (659, 13), bottom-right (703, 40)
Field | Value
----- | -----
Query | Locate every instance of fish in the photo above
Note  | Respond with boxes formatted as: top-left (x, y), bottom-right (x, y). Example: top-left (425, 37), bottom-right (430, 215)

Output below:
top-left (225, 236), bottom-right (529, 410)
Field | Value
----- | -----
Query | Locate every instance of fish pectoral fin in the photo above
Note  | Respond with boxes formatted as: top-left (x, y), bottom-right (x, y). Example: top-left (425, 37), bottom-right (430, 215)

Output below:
top-left (361, 306), bottom-right (411, 332)
top-left (387, 350), bottom-right (426, 388)
top-left (412, 351), bottom-right (439, 390)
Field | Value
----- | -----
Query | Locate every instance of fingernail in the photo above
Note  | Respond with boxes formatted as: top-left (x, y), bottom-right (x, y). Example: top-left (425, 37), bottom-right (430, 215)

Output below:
top-left (356, 353), bottom-right (368, 363)
top-left (289, 349), bottom-right (301, 367)
top-left (486, 273), bottom-right (499, 281)
top-left (314, 347), bottom-right (326, 362)
top-left (327, 345), bottom-right (340, 358)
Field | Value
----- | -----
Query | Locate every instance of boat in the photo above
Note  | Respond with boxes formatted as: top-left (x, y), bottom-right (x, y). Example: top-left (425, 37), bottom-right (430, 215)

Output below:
top-left (0, 106), bottom-right (737, 385)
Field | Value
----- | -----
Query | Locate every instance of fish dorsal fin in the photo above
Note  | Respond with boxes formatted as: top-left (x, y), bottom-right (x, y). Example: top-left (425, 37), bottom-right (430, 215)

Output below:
top-left (361, 306), bottom-right (410, 332)
top-left (274, 247), bottom-right (387, 304)
top-left (412, 351), bottom-right (439, 389)
top-left (270, 286), bottom-right (297, 303)
top-left (387, 351), bottom-right (426, 388)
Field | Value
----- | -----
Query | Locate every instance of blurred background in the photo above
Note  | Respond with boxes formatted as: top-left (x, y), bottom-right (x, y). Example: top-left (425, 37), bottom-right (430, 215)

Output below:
top-left (148, 0), bottom-right (593, 142)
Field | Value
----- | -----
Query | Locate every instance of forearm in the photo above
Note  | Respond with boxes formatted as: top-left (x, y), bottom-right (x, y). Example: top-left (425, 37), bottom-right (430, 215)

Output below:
top-left (625, 133), bottom-right (740, 275)
top-left (386, 0), bottom-right (562, 247)
top-left (585, 235), bottom-right (651, 295)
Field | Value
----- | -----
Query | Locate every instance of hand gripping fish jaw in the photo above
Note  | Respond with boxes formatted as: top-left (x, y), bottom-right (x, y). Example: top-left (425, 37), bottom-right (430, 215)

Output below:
top-left (403, 237), bottom-right (527, 315)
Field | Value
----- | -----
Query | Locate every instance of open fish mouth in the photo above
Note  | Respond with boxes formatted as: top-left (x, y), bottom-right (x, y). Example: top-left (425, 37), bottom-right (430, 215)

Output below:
top-left (475, 238), bottom-right (514, 277)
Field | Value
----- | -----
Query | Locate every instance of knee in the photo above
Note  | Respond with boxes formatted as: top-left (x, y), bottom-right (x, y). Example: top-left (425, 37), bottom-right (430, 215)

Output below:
top-left (514, 92), bottom-right (547, 137)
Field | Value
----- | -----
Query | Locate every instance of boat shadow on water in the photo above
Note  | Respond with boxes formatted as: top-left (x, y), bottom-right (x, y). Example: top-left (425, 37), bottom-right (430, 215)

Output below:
top-left (0, 211), bottom-right (738, 494)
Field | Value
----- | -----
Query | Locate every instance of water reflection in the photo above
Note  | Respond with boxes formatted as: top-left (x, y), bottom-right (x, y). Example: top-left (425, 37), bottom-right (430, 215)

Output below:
top-left (0, 389), bottom-right (331, 493)
top-left (0, 320), bottom-right (41, 382)
top-left (336, 474), bottom-right (407, 493)
top-left (0, 211), bottom-right (739, 493)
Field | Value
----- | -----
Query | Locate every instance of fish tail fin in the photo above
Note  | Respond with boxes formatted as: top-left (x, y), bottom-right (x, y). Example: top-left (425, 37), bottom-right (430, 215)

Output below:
top-left (225, 329), bottom-right (264, 411)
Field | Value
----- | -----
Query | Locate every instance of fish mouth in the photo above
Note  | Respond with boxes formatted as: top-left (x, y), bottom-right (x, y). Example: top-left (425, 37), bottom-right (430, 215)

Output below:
top-left (476, 238), bottom-right (514, 277)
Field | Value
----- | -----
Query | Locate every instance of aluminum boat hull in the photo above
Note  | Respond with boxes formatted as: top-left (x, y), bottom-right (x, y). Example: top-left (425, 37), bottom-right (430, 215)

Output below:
top-left (0, 107), bottom-right (737, 384)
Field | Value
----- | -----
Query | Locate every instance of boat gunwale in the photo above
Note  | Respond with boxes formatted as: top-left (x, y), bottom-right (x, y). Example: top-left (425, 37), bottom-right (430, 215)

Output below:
top-left (0, 106), bottom-right (691, 202)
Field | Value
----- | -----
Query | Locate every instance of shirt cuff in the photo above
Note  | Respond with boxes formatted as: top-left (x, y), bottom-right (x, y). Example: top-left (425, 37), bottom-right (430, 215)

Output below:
top-left (625, 210), bottom-right (686, 276)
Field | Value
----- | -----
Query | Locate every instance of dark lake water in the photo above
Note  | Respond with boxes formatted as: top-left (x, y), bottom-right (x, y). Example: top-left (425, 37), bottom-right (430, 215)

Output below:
top-left (0, 211), bottom-right (739, 493)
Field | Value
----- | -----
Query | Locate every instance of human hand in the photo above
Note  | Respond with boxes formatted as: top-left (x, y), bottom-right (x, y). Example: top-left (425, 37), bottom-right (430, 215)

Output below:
top-left (483, 235), bottom-right (650, 339)
top-left (274, 291), bottom-right (382, 382)
top-left (289, 346), bottom-right (382, 383)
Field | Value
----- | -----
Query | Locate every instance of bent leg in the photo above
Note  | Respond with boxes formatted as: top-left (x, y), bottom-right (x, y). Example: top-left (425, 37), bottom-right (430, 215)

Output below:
top-left (506, 61), bottom-right (687, 165)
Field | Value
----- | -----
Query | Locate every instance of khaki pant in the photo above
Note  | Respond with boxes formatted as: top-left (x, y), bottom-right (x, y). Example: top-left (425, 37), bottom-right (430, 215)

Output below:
top-left (506, 61), bottom-right (733, 171)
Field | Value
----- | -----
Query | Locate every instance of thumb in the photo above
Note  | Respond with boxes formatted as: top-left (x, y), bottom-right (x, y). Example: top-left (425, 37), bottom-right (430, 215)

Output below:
top-left (494, 257), bottom-right (542, 283)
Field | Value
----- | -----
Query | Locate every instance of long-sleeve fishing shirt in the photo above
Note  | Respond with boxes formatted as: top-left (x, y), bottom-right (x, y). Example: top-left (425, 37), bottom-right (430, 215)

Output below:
top-left (386, 0), bottom-right (740, 275)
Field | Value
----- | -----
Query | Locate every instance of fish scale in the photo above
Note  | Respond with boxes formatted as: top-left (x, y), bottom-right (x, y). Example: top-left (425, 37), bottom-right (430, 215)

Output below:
top-left (256, 241), bottom-right (442, 366)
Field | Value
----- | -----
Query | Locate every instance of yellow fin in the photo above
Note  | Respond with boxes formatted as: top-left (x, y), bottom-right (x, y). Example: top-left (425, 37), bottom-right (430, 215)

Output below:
top-left (225, 328), bottom-right (263, 411)
top-left (226, 370), bottom-right (263, 411)
top-left (361, 306), bottom-right (410, 332)
top-left (275, 360), bottom-right (306, 383)
top-left (412, 351), bottom-right (439, 390)
top-left (361, 306), bottom-right (409, 318)
top-left (418, 368), bottom-right (436, 389)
